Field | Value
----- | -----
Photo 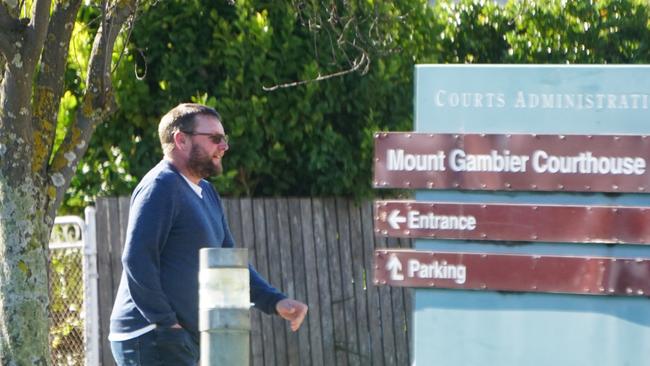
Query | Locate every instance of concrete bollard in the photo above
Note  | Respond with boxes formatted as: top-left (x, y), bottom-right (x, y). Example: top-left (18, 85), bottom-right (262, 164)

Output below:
top-left (199, 248), bottom-right (250, 366)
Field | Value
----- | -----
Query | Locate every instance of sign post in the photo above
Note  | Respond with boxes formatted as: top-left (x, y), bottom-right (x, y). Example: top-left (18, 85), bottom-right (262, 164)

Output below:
top-left (374, 65), bottom-right (650, 365)
top-left (199, 248), bottom-right (250, 366)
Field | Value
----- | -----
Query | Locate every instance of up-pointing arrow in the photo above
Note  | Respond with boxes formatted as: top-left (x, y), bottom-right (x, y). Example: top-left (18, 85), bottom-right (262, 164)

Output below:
top-left (386, 254), bottom-right (404, 281)
top-left (387, 210), bottom-right (407, 229)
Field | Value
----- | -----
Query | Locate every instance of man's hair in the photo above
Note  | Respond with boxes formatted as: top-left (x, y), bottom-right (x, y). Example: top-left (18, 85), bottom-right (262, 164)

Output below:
top-left (158, 103), bottom-right (222, 155)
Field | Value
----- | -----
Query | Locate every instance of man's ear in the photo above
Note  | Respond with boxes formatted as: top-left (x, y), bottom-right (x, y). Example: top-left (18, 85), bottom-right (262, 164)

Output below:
top-left (173, 131), bottom-right (188, 151)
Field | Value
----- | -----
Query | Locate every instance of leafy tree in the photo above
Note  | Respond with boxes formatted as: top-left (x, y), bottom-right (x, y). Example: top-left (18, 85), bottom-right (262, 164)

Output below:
top-left (63, 0), bottom-right (650, 213)
top-left (0, 1), bottom-right (136, 364)
top-left (431, 0), bottom-right (650, 64)
top-left (65, 0), bottom-right (436, 211)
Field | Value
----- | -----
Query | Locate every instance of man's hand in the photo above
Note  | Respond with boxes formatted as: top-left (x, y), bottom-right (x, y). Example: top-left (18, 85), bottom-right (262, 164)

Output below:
top-left (275, 298), bottom-right (308, 331)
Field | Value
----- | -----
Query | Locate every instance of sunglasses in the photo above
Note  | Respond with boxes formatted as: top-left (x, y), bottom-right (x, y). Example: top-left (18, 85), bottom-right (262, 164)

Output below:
top-left (181, 130), bottom-right (229, 145)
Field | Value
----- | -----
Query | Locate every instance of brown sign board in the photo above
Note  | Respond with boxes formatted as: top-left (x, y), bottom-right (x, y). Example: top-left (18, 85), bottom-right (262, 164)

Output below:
top-left (373, 132), bottom-right (650, 193)
top-left (375, 200), bottom-right (650, 245)
top-left (374, 249), bottom-right (650, 297)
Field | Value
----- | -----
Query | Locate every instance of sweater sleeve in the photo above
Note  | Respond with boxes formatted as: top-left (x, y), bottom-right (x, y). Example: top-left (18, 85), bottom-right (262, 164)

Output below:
top-left (249, 265), bottom-right (287, 315)
top-left (121, 179), bottom-right (179, 327)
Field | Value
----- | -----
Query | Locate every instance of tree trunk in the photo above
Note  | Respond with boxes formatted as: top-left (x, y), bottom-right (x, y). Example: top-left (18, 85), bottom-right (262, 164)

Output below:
top-left (0, 0), bottom-right (52, 361)
top-left (0, 1), bottom-right (136, 363)
top-left (0, 181), bottom-right (51, 366)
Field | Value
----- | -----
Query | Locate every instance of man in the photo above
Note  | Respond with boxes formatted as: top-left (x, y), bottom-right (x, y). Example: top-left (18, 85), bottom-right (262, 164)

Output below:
top-left (109, 103), bottom-right (308, 365)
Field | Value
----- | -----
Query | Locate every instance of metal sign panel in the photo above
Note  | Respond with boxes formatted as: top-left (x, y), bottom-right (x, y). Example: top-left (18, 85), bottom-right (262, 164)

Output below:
top-left (409, 65), bottom-right (650, 366)
top-left (375, 200), bottom-right (650, 244)
top-left (374, 249), bottom-right (650, 297)
top-left (374, 132), bottom-right (650, 193)
top-left (415, 65), bottom-right (650, 134)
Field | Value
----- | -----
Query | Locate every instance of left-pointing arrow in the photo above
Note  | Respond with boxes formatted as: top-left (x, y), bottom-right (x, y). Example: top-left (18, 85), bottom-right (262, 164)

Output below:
top-left (388, 210), bottom-right (407, 229)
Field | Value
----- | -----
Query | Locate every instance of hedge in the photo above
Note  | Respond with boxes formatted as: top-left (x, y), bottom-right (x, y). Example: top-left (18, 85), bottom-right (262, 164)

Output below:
top-left (61, 0), bottom-right (650, 213)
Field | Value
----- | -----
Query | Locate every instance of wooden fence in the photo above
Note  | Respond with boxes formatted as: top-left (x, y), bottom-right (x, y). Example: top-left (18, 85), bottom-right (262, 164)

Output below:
top-left (95, 197), bottom-right (412, 366)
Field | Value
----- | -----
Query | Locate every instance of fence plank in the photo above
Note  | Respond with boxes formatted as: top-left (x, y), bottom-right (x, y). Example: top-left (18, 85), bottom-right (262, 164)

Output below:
top-left (287, 198), bottom-right (311, 366)
top-left (277, 198), bottom-right (300, 365)
top-left (95, 198), bottom-right (117, 366)
top-left (252, 198), bottom-right (276, 366)
top-left (312, 199), bottom-right (336, 366)
top-left (114, 196), bottom-right (129, 289)
top-left (323, 198), bottom-right (348, 366)
top-left (104, 198), bottom-right (121, 303)
top-left (240, 198), bottom-right (264, 366)
top-left (336, 198), bottom-right (360, 365)
top-left (277, 198), bottom-right (295, 299)
top-left (399, 238), bottom-right (414, 366)
top-left (390, 237), bottom-right (409, 366)
top-left (362, 202), bottom-right (384, 366)
top-left (349, 201), bottom-right (371, 365)
top-left (118, 196), bottom-right (130, 253)
top-left (264, 199), bottom-right (289, 366)
top-left (298, 198), bottom-right (324, 366)
top-left (224, 198), bottom-right (244, 247)
top-left (378, 235), bottom-right (397, 366)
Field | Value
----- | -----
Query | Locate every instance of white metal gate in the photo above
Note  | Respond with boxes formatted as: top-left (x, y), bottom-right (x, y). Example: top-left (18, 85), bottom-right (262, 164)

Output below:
top-left (49, 207), bottom-right (99, 366)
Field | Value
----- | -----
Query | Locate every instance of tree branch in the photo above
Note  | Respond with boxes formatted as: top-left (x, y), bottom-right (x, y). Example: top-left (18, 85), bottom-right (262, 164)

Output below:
top-left (263, 52), bottom-right (369, 92)
top-left (0, 31), bottom-right (11, 57)
top-left (46, 0), bottom-right (137, 220)
top-left (84, 0), bottom-right (135, 111)
top-left (268, 1), bottom-right (386, 92)
top-left (29, 0), bottom-right (50, 31)
top-left (23, 0), bottom-right (51, 68)
top-left (0, 2), bottom-right (22, 57)
top-left (31, 0), bottom-right (83, 176)
top-left (0, 2), bottom-right (18, 29)
top-left (0, 57), bottom-right (4, 85)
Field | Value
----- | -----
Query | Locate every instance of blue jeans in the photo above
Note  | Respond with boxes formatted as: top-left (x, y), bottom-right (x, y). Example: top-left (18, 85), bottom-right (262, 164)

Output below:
top-left (110, 327), bottom-right (199, 366)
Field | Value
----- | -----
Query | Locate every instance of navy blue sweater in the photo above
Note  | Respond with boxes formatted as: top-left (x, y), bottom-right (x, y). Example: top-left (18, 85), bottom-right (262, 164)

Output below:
top-left (109, 160), bottom-right (286, 341)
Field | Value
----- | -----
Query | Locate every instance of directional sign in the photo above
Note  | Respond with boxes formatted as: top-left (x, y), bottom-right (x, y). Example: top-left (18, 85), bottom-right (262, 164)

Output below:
top-left (374, 249), bottom-right (650, 297)
top-left (373, 133), bottom-right (650, 193)
top-left (375, 200), bottom-right (650, 244)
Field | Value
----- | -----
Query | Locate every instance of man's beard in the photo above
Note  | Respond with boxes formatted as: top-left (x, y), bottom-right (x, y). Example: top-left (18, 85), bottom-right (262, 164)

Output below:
top-left (188, 144), bottom-right (222, 178)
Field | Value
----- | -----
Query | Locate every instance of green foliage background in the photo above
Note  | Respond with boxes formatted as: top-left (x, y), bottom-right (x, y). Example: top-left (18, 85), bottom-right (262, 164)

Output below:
top-left (61, 0), bottom-right (650, 212)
